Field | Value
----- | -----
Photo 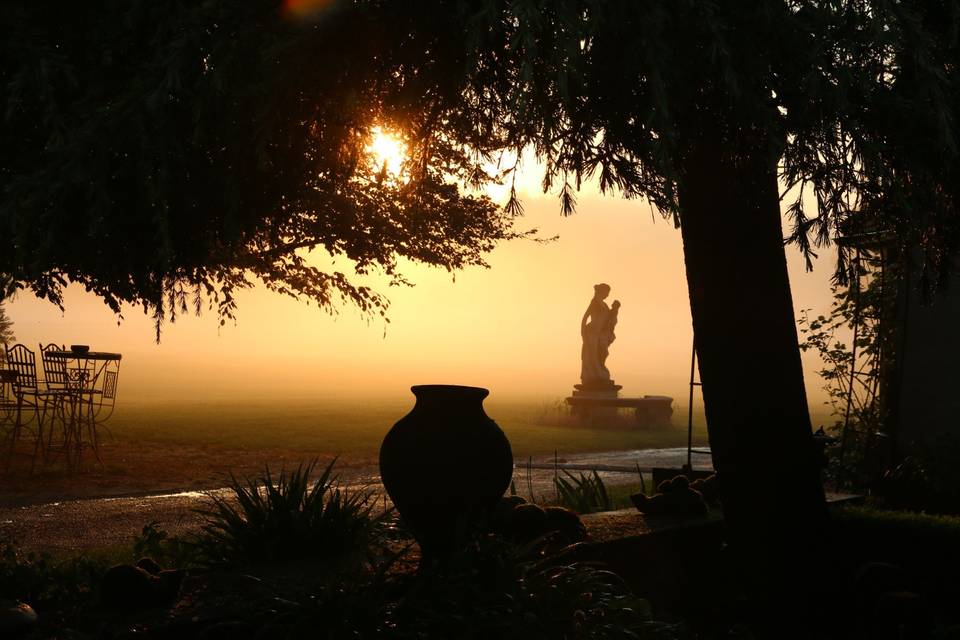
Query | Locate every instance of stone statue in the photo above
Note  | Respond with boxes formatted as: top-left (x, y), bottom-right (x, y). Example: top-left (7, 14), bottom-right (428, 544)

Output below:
top-left (580, 283), bottom-right (620, 386)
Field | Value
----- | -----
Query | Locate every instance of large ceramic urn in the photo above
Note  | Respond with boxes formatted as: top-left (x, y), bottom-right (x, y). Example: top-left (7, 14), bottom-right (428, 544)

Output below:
top-left (379, 385), bottom-right (513, 561)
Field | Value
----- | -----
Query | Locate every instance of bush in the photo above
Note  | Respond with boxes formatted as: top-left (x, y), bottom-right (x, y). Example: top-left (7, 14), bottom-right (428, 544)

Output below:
top-left (193, 459), bottom-right (387, 571)
top-left (0, 543), bottom-right (107, 611)
top-left (873, 435), bottom-right (960, 514)
top-left (554, 469), bottom-right (612, 514)
top-left (132, 521), bottom-right (198, 569)
top-left (386, 534), bottom-right (684, 639)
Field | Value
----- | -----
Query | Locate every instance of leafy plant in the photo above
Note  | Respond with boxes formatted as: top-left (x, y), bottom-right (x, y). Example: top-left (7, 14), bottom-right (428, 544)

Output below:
top-left (798, 251), bottom-right (899, 488)
top-left (0, 300), bottom-right (13, 364)
top-left (193, 459), bottom-right (387, 570)
top-left (874, 435), bottom-right (960, 515)
top-left (0, 543), bottom-right (107, 610)
top-left (554, 469), bottom-right (612, 514)
top-left (132, 521), bottom-right (197, 569)
top-left (387, 534), bottom-right (684, 639)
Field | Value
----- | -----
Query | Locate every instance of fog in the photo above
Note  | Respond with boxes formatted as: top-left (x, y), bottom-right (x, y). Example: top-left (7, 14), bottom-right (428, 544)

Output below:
top-left (7, 188), bottom-right (837, 416)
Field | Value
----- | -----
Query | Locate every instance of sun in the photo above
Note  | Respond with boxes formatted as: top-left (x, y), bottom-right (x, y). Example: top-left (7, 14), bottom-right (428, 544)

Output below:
top-left (366, 127), bottom-right (407, 177)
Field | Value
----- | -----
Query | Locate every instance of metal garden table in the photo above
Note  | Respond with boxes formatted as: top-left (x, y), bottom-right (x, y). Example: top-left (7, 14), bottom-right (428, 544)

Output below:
top-left (44, 350), bottom-right (121, 466)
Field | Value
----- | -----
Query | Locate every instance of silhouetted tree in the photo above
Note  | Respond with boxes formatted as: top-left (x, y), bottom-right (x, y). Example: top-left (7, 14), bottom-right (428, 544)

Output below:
top-left (0, 301), bottom-right (13, 364)
top-left (399, 2), bottom-right (959, 624)
top-left (0, 3), bottom-right (532, 338)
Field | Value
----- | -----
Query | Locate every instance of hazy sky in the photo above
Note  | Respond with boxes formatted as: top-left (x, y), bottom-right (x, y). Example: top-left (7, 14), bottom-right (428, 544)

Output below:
top-left (6, 167), bottom-right (838, 411)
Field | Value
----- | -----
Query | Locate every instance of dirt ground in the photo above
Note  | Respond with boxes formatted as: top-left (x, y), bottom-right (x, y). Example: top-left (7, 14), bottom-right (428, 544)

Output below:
top-left (0, 438), bottom-right (380, 508)
top-left (0, 434), bottom-right (712, 556)
top-left (0, 439), bottom-right (384, 555)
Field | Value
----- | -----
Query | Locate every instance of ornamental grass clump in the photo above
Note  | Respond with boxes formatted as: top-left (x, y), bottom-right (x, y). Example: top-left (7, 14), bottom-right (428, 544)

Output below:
top-left (194, 459), bottom-right (386, 570)
top-left (554, 469), bottom-right (612, 514)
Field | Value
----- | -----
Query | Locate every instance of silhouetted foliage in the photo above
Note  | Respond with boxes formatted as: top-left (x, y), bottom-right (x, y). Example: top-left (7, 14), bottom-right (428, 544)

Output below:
top-left (5, 3), bottom-right (960, 617)
top-left (0, 3), bottom-right (533, 337)
top-left (799, 254), bottom-right (897, 487)
top-left (385, 535), bottom-right (680, 640)
top-left (10, 3), bottom-right (955, 334)
top-left (554, 469), bottom-right (613, 514)
top-left (193, 459), bottom-right (386, 570)
top-left (0, 542), bottom-right (108, 615)
top-left (0, 301), bottom-right (13, 364)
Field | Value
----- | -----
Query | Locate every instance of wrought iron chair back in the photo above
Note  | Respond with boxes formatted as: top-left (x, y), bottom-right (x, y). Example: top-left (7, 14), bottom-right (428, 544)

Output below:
top-left (102, 370), bottom-right (118, 400)
top-left (1, 344), bottom-right (45, 468)
top-left (39, 343), bottom-right (69, 390)
top-left (90, 363), bottom-right (120, 423)
top-left (4, 344), bottom-right (40, 394)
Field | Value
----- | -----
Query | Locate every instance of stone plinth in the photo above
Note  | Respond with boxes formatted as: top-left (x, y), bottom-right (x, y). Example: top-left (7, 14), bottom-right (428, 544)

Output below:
top-left (565, 389), bottom-right (674, 428)
top-left (572, 381), bottom-right (622, 397)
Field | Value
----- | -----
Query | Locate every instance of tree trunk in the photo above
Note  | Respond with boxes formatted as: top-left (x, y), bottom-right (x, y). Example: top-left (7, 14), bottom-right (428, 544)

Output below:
top-left (676, 134), bottom-right (830, 623)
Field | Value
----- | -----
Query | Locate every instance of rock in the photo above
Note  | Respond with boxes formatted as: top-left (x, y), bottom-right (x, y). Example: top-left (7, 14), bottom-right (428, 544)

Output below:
top-left (508, 503), bottom-right (547, 543)
top-left (690, 474), bottom-right (720, 504)
top-left (639, 493), bottom-right (669, 515)
top-left (0, 600), bottom-right (38, 638)
top-left (630, 487), bottom-right (706, 516)
top-left (544, 506), bottom-right (587, 544)
top-left (490, 495), bottom-right (527, 527)
top-left (662, 487), bottom-right (708, 515)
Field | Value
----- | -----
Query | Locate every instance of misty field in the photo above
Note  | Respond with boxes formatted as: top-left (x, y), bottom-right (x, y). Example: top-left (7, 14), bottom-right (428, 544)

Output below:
top-left (4, 396), bottom-right (834, 507)
top-left (108, 398), bottom-right (710, 460)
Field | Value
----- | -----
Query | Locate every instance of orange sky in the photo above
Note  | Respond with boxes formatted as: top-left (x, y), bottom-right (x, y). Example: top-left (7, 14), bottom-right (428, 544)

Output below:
top-left (5, 174), bottom-right (838, 412)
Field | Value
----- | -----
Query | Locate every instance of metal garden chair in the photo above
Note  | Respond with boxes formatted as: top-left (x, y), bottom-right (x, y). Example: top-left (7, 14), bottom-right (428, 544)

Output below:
top-left (2, 343), bottom-right (56, 467)
top-left (39, 344), bottom-right (121, 466)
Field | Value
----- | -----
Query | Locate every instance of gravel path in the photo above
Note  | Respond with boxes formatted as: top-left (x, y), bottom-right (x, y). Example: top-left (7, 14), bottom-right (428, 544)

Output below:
top-left (0, 448), bottom-right (713, 555)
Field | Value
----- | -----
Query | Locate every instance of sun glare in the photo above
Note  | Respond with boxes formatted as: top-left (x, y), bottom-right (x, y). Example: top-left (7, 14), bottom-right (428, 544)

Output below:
top-left (367, 127), bottom-right (407, 177)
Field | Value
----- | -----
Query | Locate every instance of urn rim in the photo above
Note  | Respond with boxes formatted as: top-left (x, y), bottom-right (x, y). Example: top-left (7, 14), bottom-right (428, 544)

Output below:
top-left (410, 384), bottom-right (490, 400)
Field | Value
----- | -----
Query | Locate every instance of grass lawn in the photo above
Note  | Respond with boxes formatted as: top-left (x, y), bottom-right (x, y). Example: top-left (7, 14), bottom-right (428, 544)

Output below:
top-left (109, 398), bottom-right (710, 460)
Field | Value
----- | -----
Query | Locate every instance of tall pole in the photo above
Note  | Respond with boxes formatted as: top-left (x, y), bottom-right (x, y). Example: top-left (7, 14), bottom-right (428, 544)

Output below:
top-left (687, 338), bottom-right (696, 471)
top-left (838, 248), bottom-right (862, 484)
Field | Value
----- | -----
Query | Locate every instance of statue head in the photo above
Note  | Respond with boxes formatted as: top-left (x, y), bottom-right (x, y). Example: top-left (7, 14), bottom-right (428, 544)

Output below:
top-left (593, 283), bottom-right (611, 299)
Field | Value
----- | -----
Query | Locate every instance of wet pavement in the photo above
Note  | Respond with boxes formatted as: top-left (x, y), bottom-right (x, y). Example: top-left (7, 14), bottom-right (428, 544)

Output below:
top-left (0, 447), bottom-right (713, 555)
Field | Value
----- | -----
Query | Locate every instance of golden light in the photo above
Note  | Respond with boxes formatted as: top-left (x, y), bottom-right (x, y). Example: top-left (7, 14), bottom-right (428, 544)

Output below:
top-left (366, 127), bottom-right (407, 177)
top-left (283, 0), bottom-right (334, 20)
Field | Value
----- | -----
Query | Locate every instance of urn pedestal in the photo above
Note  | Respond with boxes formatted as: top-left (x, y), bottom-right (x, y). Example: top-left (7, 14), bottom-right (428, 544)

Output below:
top-left (379, 385), bottom-right (513, 562)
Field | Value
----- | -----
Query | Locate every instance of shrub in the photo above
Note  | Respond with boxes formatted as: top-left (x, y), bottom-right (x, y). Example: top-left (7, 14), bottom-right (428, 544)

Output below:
top-left (873, 435), bottom-right (960, 514)
top-left (0, 543), bottom-right (107, 611)
top-left (386, 534), bottom-right (685, 639)
top-left (193, 459), bottom-right (386, 570)
top-left (554, 469), bottom-right (612, 514)
top-left (132, 522), bottom-right (197, 569)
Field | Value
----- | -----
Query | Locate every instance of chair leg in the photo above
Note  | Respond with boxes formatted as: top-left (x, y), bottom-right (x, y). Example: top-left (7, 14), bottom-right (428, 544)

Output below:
top-left (10, 399), bottom-right (23, 467)
top-left (32, 399), bottom-right (52, 472)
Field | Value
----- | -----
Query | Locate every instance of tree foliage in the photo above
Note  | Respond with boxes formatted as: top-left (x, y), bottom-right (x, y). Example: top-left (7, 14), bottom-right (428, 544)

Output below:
top-left (0, 301), bottom-right (14, 364)
top-left (2, 1), bottom-right (958, 334)
top-left (435, 0), bottom-right (960, 282)
top-left (0, 2), bottom-right (532, 337)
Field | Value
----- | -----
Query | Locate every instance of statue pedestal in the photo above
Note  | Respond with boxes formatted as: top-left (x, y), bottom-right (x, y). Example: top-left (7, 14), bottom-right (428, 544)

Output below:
top-left (571, 382), bottom-right (622, 399)
top-left (568, 381), bottom-right (621, 423)
top-left (566, 382), bottom-right (674, 428)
